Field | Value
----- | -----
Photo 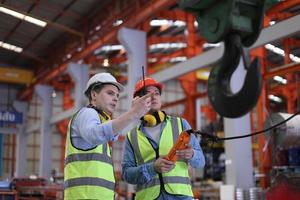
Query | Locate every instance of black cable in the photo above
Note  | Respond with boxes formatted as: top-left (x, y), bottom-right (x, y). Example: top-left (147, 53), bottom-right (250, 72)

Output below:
top-left (193, 110), bottom-right (300, 142)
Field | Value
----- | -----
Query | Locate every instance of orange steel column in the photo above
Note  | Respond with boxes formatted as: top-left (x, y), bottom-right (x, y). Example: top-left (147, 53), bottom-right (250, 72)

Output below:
top-left (283, 39), bottom-right (297, 113)
top-left (179, 13), bottom-right (202, 128)
top-left (255, 46), bottom-right (272, 188)
top-left (250, 16), bottom-right (273, 188)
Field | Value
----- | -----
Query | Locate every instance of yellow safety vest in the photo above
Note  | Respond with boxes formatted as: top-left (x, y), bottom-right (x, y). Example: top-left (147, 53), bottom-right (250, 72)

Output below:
top-left (128, 116), bottom-right (193, 200)
top-left (64, 109), bottom-right (115, 200)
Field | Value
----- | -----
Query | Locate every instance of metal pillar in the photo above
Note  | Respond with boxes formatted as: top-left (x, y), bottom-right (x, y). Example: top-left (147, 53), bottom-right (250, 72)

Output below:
top-left (118, 27), bottom-right (147, 103)
top-left (196, 99), bottom-right (203, 130)
top-left (224, 58), bottom-right (254, 188)
top-left (13, 101), bottom-right (28, 177)
top-left (67, 63), bottom-right (89, 109)
top-left (35, 84), bottom-right (53, 179)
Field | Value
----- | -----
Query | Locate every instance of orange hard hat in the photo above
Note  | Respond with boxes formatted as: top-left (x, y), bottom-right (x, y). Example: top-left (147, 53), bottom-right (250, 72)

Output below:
top-left (134, 77), bottom-right (163, 97)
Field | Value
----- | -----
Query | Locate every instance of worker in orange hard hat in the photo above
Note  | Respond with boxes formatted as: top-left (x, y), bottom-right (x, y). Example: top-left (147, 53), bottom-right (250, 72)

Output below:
top-left (133, 77), bottom-right (163, 97)
top-left (122, 77), bottom-right (205, 200)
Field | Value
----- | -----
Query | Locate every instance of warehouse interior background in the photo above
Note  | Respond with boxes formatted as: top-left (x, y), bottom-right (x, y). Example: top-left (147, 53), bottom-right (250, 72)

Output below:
top-left (0, 0), bottom-right (300, 199)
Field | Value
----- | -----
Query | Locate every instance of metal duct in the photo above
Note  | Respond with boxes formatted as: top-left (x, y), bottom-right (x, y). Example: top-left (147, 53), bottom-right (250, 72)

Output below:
top-left (265, 113), bottom-right (300, 148)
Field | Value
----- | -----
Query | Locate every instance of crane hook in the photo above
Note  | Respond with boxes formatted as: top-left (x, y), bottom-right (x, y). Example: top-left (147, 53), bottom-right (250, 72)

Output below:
top-left (207, 34), bottom-right (262, 118)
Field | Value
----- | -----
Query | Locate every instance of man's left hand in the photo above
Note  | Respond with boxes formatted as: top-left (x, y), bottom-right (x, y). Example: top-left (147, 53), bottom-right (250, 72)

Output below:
top-left (176, 143), bottom-right (194, 160)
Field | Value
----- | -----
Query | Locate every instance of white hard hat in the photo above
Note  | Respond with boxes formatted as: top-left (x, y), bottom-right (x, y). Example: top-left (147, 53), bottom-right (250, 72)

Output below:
top-left (85, 72), bottom-right (124, 95)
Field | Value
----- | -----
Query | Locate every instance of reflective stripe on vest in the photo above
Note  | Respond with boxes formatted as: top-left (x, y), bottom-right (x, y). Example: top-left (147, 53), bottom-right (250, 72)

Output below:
top-left (65, 152), bottom-right (112, 165)
top-left (128, 116), bottom-right (193, 199)
top-left (64, 177), bottom-right (115, 190)
top-left (64, 110), bottom-right (115, 200)
top-left (136, 176), bottom-right (191, 191)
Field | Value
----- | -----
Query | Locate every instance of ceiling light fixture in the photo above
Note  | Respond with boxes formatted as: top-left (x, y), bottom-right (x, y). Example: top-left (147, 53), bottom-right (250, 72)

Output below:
top-left (66, 54), bottom-right (72, 59)
top-left (150, 43), bottom-right (187, 50)
top-left (95, 25), bottom-right (101, 31)
top-left (94, 45), bottom-right (124, 55)
top-left (170, 56), bottom-right (187, 63)
top-left (52, 90), bottom-right (57, 98)
top-left (268, 94), bottom-right (282, 103)
top-left (194, 21), bottom-right (198, 27)
top-left (273, 75), bottom-right (287, 84)
top-left (265, 44), bottom-right (300, 63)
top-left (0, 6), bottom-right (47, 27)
top-left (103, 59), bottom-right (109, 67)
top-left (113, 20), bottom-right (123, 26)
top-left (203, 43), bottom-right (221, 48)
top-left (148, 58), bottom-right (157, 63)
top-left (150, 19), bottom-right (186, 27)
top-left (0, 40), bottom-right (23, 53)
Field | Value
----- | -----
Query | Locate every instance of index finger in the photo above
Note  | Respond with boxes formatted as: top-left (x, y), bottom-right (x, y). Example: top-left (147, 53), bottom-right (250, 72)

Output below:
top-left (132, 97), bottom-right (138, 101)
top-left (139, 92), bottom-right (153, 99)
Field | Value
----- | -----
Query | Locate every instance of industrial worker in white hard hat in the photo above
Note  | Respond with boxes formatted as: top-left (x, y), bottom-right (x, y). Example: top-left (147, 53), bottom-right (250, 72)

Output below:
top-left (64, 72), bottom-right (153, 200)
top-left (122, 77), bottom-right (205, 200)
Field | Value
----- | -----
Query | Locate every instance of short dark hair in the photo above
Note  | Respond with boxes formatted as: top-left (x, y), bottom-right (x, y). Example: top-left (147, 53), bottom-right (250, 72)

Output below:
top-left (134, 87), bottom-right (161, 97)
top-left (85, 83), bottom-right (105, 101)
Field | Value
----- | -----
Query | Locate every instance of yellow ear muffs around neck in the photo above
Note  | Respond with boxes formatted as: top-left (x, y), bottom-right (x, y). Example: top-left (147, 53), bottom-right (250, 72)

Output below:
top-left (143, 114), bottom-right (157, 127)
top-left (142, 111), bottom-right (166, 127)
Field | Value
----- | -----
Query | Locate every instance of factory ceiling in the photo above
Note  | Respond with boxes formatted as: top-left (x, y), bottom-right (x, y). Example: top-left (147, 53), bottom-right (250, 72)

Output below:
top-left (0, 0), bottom-right (299, 102)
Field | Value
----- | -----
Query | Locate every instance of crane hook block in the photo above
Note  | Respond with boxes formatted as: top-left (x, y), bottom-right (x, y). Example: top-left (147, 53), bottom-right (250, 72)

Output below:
top-left (207, 35), bottom-right (262, 118)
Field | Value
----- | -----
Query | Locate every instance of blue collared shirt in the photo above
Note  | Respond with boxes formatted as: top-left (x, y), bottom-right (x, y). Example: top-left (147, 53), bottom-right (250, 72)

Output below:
top-left (70, 107), bottom-right (118, 149)
top-left (122, 118), bottom-right (205, 200)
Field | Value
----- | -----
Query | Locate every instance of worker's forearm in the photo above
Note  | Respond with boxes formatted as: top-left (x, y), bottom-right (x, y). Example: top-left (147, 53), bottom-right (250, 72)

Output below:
top-left (189, 148), bottom-right (205, 168)
top-left (111, 110), bottom-right (140, 135)
top-left (111, 93), bottom-right (153, 135)
top-left (122, 162), bottom-right (156, 184)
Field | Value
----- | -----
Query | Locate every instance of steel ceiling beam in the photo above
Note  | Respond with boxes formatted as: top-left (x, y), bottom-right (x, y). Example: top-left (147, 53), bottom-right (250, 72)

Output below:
top-left (0, 4), bottom-right (83, 38)
top-left (151, 13), bottom-right (300, 86)
top-left (156, 10), bottom-right (187, 21)
top-left (251, 14), bottom-right (300, 48)
top-left (147, 35), bottom-right (186, 44)
top-left (264, 62), bottom-right (300, 79)
top-left (18, 0), bottom-right (177, 100)
top-left (13, 0), bottom-right (78, 60)
top-left (266, 0), bottom-right (300, 18)
top-left (11, 0), bottom-right (77, 66)
top-left (39, 11), bottom-right (300, 125)
top-left (2, 1), bottom-right (37, 42)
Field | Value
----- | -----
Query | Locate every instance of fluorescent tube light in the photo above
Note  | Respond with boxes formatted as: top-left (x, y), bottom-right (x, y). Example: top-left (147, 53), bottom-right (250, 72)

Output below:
top-left (268, 94), bottom-right (282, 103)
top-left (265, 44), bottom-right (300, 63)
top-left (273, 75), bottom-right (287, 84)
top-left (0, 6), bottom-right (47, 27)
top-left (150, 20), bottom-right (186, 27)
top-left (0, 40), bottom-right (23, 53)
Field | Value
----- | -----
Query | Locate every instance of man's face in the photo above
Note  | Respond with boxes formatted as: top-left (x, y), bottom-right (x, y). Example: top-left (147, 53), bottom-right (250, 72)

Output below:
top-left (146, 86), bottom-right (162, 111)
top-left (91, 84), bottom-right (119, 114)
